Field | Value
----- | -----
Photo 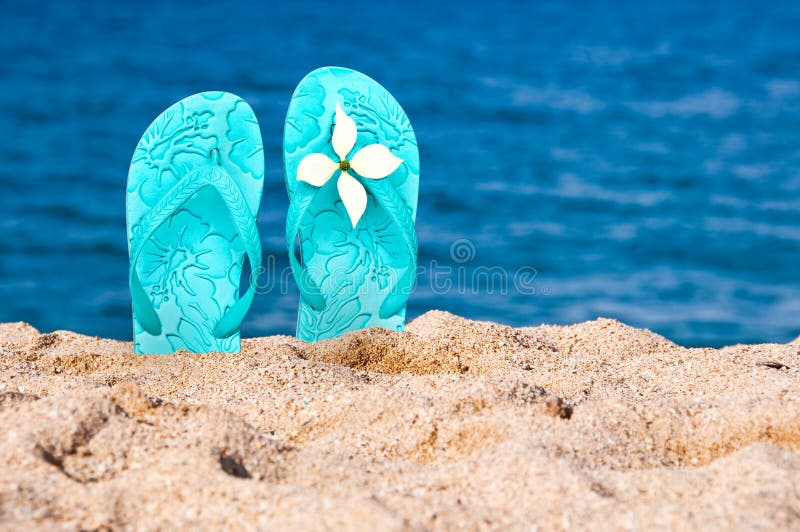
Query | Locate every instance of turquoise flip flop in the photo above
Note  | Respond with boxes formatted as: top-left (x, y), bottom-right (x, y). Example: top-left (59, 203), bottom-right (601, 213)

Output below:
top-left (283, 67), bottom-right (420, 342)
top-left (127, 92), bottom-right (264, 354)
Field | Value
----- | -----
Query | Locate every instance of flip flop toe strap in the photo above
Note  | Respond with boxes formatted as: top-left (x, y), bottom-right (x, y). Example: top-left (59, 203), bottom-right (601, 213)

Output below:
top-left (129, 165), bottom-right (261, 338)
top-left (360, 178), bottom-right (418, 319)
top-left (285, 182), bottom-right (326, 311)
top-left (287, 178), bottom-right (416, 318)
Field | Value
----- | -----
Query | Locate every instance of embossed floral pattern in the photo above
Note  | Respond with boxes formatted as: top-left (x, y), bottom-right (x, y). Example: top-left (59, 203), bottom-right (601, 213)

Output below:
top-left (141, 210), bottom-right (231, 308)
top-left (296, 103), bottom-right (403, 228)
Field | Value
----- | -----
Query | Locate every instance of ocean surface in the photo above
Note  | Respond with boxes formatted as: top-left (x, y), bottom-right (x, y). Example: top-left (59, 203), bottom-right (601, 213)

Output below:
top-left (2, 1), bottom-right (800, 347)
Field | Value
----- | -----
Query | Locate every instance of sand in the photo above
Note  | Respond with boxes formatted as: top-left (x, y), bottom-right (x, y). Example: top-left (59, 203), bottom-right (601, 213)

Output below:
top-left (0, 310), bottom-right (798, 530)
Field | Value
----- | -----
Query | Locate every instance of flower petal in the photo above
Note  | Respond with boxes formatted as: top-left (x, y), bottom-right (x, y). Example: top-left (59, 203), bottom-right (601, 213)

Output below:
top-left (337, 172), bottom-right (367, 228)
top-left (349, 144), bottom-right (403, 179)
top-left (297, 153), bottom-right (338, 187)
top-left (332, 102), bottom-right (357, 160)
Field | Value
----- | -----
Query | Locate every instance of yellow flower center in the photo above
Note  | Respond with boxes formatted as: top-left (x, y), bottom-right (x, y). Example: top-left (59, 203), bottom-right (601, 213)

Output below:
top-left (339, 160), bottom-right (351, 172)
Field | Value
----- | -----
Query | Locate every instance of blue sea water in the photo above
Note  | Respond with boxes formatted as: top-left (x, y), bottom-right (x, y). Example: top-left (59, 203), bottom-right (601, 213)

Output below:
top-left (1, 1), bottom-right (799, 347)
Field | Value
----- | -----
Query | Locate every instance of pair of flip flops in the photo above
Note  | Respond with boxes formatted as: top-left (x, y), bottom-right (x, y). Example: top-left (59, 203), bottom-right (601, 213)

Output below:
top-left (127, 67), bottom-right (419, 354)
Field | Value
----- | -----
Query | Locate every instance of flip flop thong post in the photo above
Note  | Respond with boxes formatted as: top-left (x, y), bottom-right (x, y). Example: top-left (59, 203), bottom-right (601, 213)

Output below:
top-left (127, 92), bottom-right (264, 354)
top-left (284, 67), bottom-right (420, 342)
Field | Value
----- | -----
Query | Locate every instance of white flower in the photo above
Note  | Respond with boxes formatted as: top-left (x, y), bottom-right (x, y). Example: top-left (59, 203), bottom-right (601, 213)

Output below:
top-left (297, 103), bottom-right (403, 227)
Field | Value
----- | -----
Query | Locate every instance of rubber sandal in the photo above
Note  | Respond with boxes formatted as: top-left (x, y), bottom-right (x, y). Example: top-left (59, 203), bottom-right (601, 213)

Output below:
top-left (283, 67), bottom-right (420, 342)
top-left (127, 92), bottom-right (264, 354)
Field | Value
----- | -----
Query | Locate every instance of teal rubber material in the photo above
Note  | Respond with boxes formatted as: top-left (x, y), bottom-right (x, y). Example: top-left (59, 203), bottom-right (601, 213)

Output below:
top-left (127, 92), bottom-right (264, 354)
top-left (284, 67), bottom-right (420, 342)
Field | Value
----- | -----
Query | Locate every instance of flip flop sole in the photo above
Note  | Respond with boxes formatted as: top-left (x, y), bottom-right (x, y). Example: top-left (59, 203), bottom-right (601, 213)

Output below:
top-left (127, 92), bottom-right (264, 353)
top-left (284, 67), bottom-right (419, 342)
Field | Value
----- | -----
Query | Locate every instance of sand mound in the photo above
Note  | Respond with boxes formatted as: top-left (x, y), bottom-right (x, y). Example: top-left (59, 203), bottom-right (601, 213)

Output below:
top-left (0, 322), bottom-right (40, 345)
top-left (1, 311), bottom-right (798, 529)
top-left (307, 311), bottom-right (557, 376)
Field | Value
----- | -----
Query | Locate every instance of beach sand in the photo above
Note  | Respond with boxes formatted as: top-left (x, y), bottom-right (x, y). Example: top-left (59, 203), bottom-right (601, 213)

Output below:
top-left (1, 311), bottom-right (798, 530)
